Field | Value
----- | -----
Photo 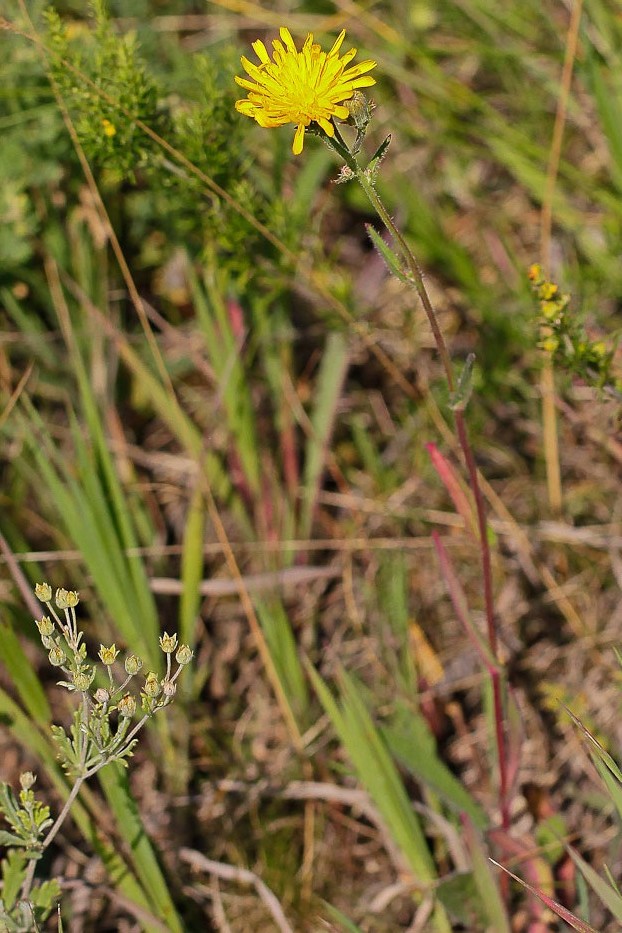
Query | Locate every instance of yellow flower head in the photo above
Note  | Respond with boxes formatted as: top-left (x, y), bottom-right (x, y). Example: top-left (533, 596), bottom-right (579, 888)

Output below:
top-left (235, 27), bottom-right (376, 155)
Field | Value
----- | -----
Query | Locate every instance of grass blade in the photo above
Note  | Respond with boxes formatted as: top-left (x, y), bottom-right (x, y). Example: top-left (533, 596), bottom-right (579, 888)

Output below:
top-left (307, 662), bottom-right (451, 931)
top-left (491, 860), bottom-right (597, 932)
top-left (299, 331), bottom-right (349, 539)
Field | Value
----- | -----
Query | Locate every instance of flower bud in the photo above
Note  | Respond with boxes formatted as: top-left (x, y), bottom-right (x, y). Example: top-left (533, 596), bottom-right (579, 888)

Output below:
top-left (342, 90), bottom-right (373, 129)
top-left (41, 635), bottom-right (55, 650)
top-left (94, 688), bottom-right (110, 705)
top-left (125, 654), bottom-right (143, 675)
top-left (118, 694), bottom-right (137, 718)
top-left (540, 335), bottom-right (559, 353)
top-left (161, 680), bottom-right (177, 699)
top-left (48, 646), bottom-right (66, 667)
top-left (159, 632), bottom-right (178, 654)
top-left (98, 644), bottom-right (119, 666)
top-left (143, 672), bottom-right (161, 698)
top-left (35, 583), bottom-right (52, 603)
top-left (528, 263), bottom-right (543, 283)
top-left (175, 644), bottom-right (193, 666)
top-left (19, 772), bottom-right (36, 791)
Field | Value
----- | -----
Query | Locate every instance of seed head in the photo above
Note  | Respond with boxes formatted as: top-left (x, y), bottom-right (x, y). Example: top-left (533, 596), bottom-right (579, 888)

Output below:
top-left (118, 694), bottom-right (137, 718)
top-left (125, 654), bottom-right (143, 675)
top-left (98, 644), bottom-right (119, 666)
top-left (48, 646), bottom-right (66, 667)
top-left (36, 616), bottom-right (55, 637)
top-left (159, 632), bottom-right (178, 654)
top-left (35, 583), bottom-right (52, 603)
top-left (175, 644), bottom-right (194, 666)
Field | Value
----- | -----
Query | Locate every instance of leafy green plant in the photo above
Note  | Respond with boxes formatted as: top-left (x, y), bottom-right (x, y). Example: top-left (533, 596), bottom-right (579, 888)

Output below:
top-left (44, 1), bottom-right (162, 182)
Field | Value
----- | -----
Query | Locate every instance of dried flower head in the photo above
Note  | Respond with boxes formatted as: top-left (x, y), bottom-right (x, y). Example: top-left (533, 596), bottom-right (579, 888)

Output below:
top-left (125, 654), bottom-right (143, 675)
top-left (143, 672), bottom-right (161, 699)
top-left (175, 644), bottom-right (194, 666)
top-left (161, 680), bottom-right (177, 699)
top-left (55, 588), bottom-right (79, 609)
top-left (19, 772), bottom-right (36, 791)
top-left (36, 616), bottom-right (55, 638)
top-left (159, 632), bottom-right (178, 654)
top-left (98, 644), bottom-right (119, 666)
top-left (235, 27), bottom-right (376, 155)
top-left (35, 582), bottom-right (52, 602)
top-left (118, 693), bottom-right (137, 719)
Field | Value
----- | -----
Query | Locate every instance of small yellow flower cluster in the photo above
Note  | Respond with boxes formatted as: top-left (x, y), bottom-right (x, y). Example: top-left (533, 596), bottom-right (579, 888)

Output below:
top-left (528, 263), bottom-right (571, 355)
top-left (528, 264), bottom-right (615, 392)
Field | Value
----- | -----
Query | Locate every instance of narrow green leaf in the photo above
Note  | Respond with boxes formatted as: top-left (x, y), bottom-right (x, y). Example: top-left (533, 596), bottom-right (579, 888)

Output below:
top-left (178, 485), bottom-right (205, 651)
top-left (567, 846), bottom-right (622, 923)
top-left (307, 663), bottom-right (434, 879)
top-left (463, 818), bottom-right (510, 932)
top-left (98, 764), bottom-right (183, 932)
top-left (256, 598), bottom-right (308, 715)
top-left (306, 663), bottom-right (451, 931)
top-left (366, 134), bottom-right (392, 177)
top-left (365, 224), bottom-right (410, 284)
top-left (591, 755), bottom-right (622, 827)
top-left (0, 617), bottom-right (51, 724)
top-left (383, 705), bottom-right (487, 828)
top-left (300, 331), bottom-right (349, 539)
top-left (320, 901), bottom-right (365, 932)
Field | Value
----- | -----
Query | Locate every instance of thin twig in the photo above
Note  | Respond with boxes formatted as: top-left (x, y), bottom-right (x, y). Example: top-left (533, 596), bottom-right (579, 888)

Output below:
top-left (539, 0), bottom-right (584, 515)
top-left (179, 849), bottom-right (294, 933)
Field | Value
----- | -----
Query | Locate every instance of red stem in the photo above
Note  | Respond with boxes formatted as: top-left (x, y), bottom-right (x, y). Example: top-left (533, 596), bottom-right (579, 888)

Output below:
top-left (454, 409), bottom-right (510, 830)
top-left (354, 166), bottom-right (513, 836)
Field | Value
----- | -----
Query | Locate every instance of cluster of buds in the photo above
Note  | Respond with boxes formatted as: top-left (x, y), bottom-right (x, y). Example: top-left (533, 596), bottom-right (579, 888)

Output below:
top-left (34, 584), bottom-right (94, 691)
top-left (138, 633), bottom-right (192, 713)
top-left (528, 264), bottom-right (619, 394)
top-left (0, 771), bottom-right (53, 858)
top-left (34, 584), bottom-right (193, 775)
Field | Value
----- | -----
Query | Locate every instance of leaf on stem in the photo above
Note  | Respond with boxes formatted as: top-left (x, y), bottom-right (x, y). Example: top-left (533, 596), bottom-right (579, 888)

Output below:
top-left (365, 134), bottom-right (391, 180)
top-left (426, 442), bottom-right (479, 543)
top-left (365, 223), bottom-right (410, 284)
top-left (432, 531), bottom-right (498, 671)
top-left (449, 353), bottom-right (475, 412)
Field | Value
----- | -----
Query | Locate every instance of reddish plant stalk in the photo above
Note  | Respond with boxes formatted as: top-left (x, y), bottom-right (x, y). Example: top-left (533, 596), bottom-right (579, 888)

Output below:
top-left (454, 409), bottom-right (509, 829)
top-left (346, 151), bottom-right (511, 834)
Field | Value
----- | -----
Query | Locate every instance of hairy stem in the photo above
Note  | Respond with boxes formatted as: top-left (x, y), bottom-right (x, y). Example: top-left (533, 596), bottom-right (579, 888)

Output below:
top-left (349, 146), bottom-right (510, 831)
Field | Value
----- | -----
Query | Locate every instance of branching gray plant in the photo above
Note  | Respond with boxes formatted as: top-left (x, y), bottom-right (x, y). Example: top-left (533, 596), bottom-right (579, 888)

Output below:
top-left (0, 585), bottom-right (192, 931)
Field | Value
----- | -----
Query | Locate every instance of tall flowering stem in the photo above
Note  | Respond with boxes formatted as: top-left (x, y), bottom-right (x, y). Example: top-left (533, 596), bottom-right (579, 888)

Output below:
top-left (329, 119), bottom-right (510, 833)
top-left (234, 25), bottom-right (511, 836)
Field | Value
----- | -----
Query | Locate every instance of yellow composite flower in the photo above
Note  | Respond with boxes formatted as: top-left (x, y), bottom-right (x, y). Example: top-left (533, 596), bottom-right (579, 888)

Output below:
top-left (235, 27), bottom-right (376, 155)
